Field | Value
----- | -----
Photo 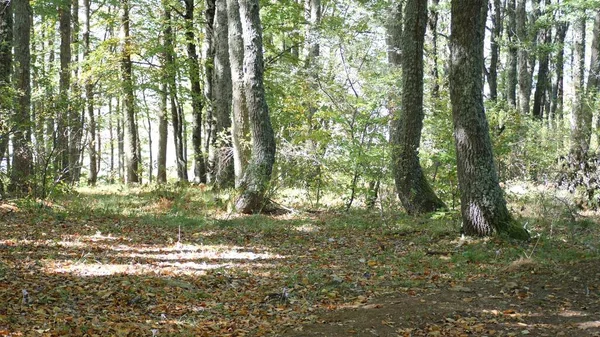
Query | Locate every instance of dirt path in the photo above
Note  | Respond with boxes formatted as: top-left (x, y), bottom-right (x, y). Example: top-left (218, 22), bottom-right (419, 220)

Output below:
top-left (283, 260), bottom-right (600, 336)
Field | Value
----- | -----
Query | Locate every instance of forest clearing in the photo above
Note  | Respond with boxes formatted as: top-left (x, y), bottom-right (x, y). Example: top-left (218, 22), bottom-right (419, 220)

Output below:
top-left (0, 184), bottom-right (599, 336)
top-left (2, 0), bottom-right (600, 335)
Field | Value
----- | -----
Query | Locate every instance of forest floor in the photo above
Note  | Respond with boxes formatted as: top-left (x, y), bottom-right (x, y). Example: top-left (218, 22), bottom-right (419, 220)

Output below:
top-left (0, 185), bottom-right (599, 336)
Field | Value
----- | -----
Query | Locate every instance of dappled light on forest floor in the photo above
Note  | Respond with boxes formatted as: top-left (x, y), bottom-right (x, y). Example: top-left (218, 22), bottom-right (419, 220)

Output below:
top-left (1, 190), bottom-right (600, 336)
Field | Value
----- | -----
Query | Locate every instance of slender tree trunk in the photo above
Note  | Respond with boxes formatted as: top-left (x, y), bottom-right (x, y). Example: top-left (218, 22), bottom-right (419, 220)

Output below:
top-left (506, 0), bottom-right (517, 107)
top-left (70, 0), bottom-right (83, 183)
top-left (391, 0), bottom-right (445, 215)
top-left (11, 0), bottom-right (33, 194)
top-left (487, 0), bottom-right (502, 101)
top-left (532, 2), bottom-right (551, 119)
top-left (569, 17), bottom-right (589, 162)
top-left (83, 0), bottom-right (97, 185)
top-left (0, 0), bottom-right (11, 196)
top-left (550, 22), bottom-right (568, 121)
top-left (120, 0), bottom-right (139, 183)
top-left (157, 81), bottom-right (168, 183)
top-left (386, 0), bottom-right (403, 65)
top-left (450, 0), bottom-right (528, 239)
top-left (183, 0), bottom-right (207, 184)
top-left (227, 0), bottom-right (250, 188)
top-left (109, 97), bottom-right (115, 183)
top-left (204, 0), bottom-right (216, 180)
top-left (212, 0), bottom-right (234, 187)
top-left (235, 0), bottom-right (276, 213)
top-left (163, 3), bottom-right (188, 182)
top-left (429, 0), bottom-right (440, 99)
top-left (588, 13), bottom-right (600, 144)
top-left (516, 0), bottom-right (531, 114)
top-left (58, 0), bottom-right (72, 180)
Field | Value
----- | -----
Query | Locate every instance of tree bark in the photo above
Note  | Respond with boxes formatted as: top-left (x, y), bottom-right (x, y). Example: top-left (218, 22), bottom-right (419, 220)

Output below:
top-left (11, 0), bottom-right (32, 194)
top-left (550, 22), bottom-right (568, 121)
top-left (58, 0), bottom-right (72, 180)
top-left (120, 0), bottom-right (139, 183)
top-left (516, 0), bottom-right (531, 114)
top-left (0, 0), bottom-right (11, 195)
top-left (70, 0), bottom-right (83, 183)
top-left (204, 0), bottom-right (216, 179)
top-left (487, 0), bottom-right (502, 101)
top-left (386, 0), bottom-right (403, 65)
top-left (450, 0), bottom-right (528, 239)
top-left (532, 1), bottom-right (551, 119)
top-left (588, 12), bottom-right (600, 94)
top-left (211, 0), bottom-right (234, 187)
top-left (163, 3), bottom-right (188, 182)
top-left (157, 81), bottom-right (168, 184)
top-left (227, 0), bottom-right (250, 188)
top-left (235, 0), bottom-right (276, 213)
top-left (429, 0), bottom-right (440, 99)
top-left (391, 0), bottom-right (445, 215)
top-left (505, 0), bottom-right (517, 107)
top-left (183, 0), bottom-right (207, 183)
top-left (83, 0), bottom-right (97, 185)
top-left (569, 17), bottom-right (589, 162)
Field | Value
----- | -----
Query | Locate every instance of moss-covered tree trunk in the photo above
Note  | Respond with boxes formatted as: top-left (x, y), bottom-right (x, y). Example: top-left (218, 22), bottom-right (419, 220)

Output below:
top-left (450, 0), bottom-right (528, 240)
top-left (391, 0), bottom-right (445, 215)
top-left (235, 0), bottom-right (276, 214)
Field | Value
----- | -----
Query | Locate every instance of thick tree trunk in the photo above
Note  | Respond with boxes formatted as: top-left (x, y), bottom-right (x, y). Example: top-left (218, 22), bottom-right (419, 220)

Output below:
top-left (487, 0), bottom-right (502, 101)
top-left (58, 1), bottom-right (72, 180)
top-left (235, 0), bottom-right (276, 213)
top-left (505, 0), bottom-right (517, 107)
top-left (391, 0), bottom-right (445, 215)
top-left (450, 0), bottom-right (528, 239)
top-left (184, 0), bottom-right (207, 184)
top-left (11, 0), bottom-right (32, 194)
top-left (550, 22), bottom-right (568, 121)
top-left (569, 17), bottom-right (589, 162)
top-left (120, 0), bottom-right (139, 183)
top-left (227, 0), bottom-right (250, 188)
top-left (211, 0), bottom-right (234, 187)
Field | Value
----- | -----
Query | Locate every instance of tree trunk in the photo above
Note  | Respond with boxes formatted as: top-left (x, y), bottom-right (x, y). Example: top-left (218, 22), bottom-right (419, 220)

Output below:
top-left (550, 22), bottom-right (568, 121)
top-left (58, 1), bottom-right (72, 180)
top-left (120, 0), bottom-right (139, 184)
top-left (516, 0), bottom-right (530, 114)
top-left (569, 17), bottom-right (589, 162)
top-left (70, 0), bottom-right (83, 184)
top-left (235, 0), bottom-right (276, 213)
top-left (450, 0), bottom-right (528, 240)
top-left (227, 0), bottom-right (250, 188)
top-left (391, 0), bottom-right (445, 215)
top-left (588, 12), bottom-right (600, 94)
top-left (163, 3), bottom-right (188, 182)
top-left (505, 0), bottom-right (517, 107)
top-left (83, 0), bottom-right (97, 185)
top-left (157, 81), bottom-right (168, 184)
top-left (11, 0), bottom-right (32, 194)
top-left (487, 0), bottom-right (502, 101)
top-left (532, 2), bottom-right (551, 119)
top-left (386, 0), bottom-right (403, 65)
top-left (212, 0), bottom-right (234, 187)
top-left (204, 0), bottom-right (216, 179)
top-left (0, 0), bottom-right (11, 196)
top-left (429, 0), bottom-right (440, 99)
top-left (184, 0), bottom-right (207, 184)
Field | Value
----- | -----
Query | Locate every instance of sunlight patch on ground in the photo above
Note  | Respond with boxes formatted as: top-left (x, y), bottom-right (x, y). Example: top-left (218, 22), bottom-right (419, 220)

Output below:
top-left (578, 320), bottom-right (600, 329)
top-left (293, 223), bottom-right (320, 233)
top-left (559, 309), bottom-right (589, 317)
top-left (44, 260), bottom-right (233, 276)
